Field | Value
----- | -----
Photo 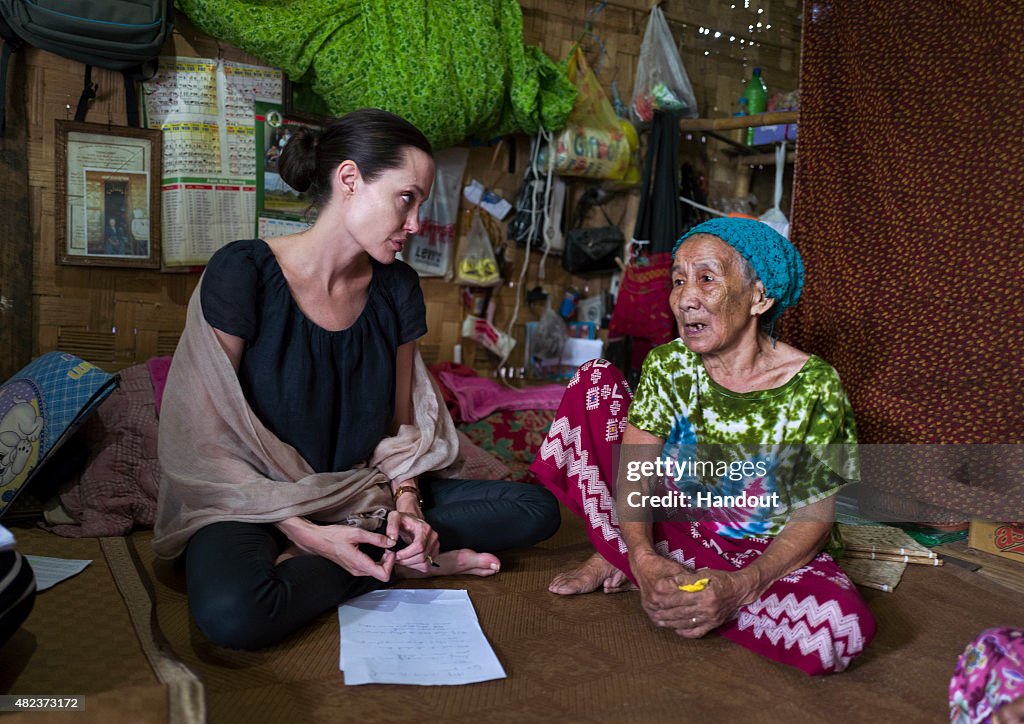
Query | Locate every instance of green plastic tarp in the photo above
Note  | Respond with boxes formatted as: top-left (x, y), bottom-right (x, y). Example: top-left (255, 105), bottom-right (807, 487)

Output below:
top-left (176, 0), bottom-right (577, 148)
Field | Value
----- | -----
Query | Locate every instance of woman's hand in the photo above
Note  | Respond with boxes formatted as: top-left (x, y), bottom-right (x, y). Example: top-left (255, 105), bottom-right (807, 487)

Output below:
top-left (664, 568), bottom-right (759, 638)
top-left (629, 549), bottom-right (756, 638)
top-left (628, 548), bottom-right (694, 629)
top-left (275, 517), bottom-right (397, 581)
top-left (390, 478), bottom-right (440, 572)
top-left (386, 510), bottom-right (440, 573)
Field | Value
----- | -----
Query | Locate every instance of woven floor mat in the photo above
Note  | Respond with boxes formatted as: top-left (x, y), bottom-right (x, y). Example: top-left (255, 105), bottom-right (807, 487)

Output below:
top-left (6, 509), bottom-right (1023, 723)
top-left (132, 509), bottom-right (1021, 723)
top-left (0, 526), bottom-right (181, 723)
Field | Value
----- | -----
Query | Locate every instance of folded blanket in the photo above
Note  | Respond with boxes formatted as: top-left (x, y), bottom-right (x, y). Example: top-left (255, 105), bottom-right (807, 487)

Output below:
top-left (46, 363), bottom-right (160, 538)
top-left (152, 278), bottom-right (458, 559)
top-left (437, 370), bottom-right (565, 423)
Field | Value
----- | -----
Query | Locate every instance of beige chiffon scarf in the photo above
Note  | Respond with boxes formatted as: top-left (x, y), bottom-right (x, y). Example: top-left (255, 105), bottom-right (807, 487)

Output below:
top-left (152, 278), bottom-right (459, 559)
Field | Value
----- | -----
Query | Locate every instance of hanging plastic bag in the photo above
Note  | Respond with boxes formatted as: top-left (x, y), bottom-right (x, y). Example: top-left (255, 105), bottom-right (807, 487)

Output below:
top-left (462, 315), bottom-right (516, 359)
top-left (455, 212), bottom-right (501, 287)
top-left (631, 6), bottom-right (699, 124)
top-left (758, 143), bottom-right (791, 238)
top-left (613, 117), bottom-right (642, 187)
top-left (404, 147), bottom-right (470, 278)
top-left (552, 48), bottom-right (631, 181)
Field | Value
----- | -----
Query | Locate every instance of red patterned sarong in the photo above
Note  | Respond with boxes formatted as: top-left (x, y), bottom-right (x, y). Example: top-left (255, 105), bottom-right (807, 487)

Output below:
top-left (529, 359), bottom-right (876, 675)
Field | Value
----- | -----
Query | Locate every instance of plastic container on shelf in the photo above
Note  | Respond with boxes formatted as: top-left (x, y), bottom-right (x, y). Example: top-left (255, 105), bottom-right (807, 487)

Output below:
top-left (731, 97), bottom-right (748, 144)
top-left (741, 67), bottom-right (768, 145)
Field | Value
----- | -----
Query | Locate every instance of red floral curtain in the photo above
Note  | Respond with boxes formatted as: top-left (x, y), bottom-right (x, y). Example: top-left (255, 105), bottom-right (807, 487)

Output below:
top-left (786, 1), bottom-right (1024, 446)
top-left (784, 2), bottom-right (1023, 521)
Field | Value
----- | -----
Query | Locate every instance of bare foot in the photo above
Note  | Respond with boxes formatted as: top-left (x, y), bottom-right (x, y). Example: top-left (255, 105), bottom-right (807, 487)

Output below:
top-left (549, 552), bottom-right (635, 595)
top-left (396, 549), bottom-right (501, 579)
top-left (274, 544), bottom-right (309, 566)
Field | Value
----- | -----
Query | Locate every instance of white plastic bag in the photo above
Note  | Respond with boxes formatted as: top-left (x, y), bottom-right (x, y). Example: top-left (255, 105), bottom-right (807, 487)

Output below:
top-left (455, 212), bottom-right (501, 287)
top-left (404, 147), bottom-right (470, 278)
top-left (631, 6), bottom-right (699, 123)
top-left (759, 143), bottom-right (791, 238)
top-left (462, 315), bottom-right (516, 358)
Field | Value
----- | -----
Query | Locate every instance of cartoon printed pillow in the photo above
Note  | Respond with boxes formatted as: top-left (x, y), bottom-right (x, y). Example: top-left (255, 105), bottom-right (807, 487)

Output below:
top-left (0, 352), bottom-right (118, 516)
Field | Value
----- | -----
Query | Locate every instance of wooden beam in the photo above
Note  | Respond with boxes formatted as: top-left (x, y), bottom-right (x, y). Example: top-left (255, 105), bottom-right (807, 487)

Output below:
top-left (738, 150), bottom-right (797, 166)
top-left (0, 52), bottom-right (34, 379)
top-left (678, 111), bottom-right (799, 132)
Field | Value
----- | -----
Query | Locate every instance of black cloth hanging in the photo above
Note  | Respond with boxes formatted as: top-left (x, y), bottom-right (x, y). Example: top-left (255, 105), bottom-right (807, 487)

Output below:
top-left (631, 110), bottom-right (684, 255)
top-left (608, 111), bottom-right (686, 380)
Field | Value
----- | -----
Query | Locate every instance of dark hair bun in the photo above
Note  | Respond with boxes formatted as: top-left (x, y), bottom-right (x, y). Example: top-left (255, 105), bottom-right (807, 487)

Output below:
top-left (277, 127), bottom-right (319, 193)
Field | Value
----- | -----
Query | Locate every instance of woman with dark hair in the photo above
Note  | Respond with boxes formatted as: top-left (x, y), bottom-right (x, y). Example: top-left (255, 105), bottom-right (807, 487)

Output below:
top-left (153, 109), bottom-right (559, 650)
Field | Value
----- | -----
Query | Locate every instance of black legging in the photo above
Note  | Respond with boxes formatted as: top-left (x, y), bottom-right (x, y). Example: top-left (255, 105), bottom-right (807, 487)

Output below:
top-left (184, 477), bottom-right (559, 649)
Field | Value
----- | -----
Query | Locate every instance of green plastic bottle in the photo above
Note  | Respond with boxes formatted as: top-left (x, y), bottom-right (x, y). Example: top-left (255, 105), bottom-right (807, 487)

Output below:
top-left (742, 67), bottom-right (768, 145)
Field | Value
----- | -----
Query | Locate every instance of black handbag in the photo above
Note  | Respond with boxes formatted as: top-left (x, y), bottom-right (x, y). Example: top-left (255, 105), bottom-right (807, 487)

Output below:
top-left (561, 201), bottom-right (624, 275)
top-left (562, 226), bottom-right (624, 274)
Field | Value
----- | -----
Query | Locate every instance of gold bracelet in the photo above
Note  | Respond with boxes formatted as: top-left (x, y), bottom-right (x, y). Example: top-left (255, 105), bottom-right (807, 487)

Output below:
top-left (393, 484), bottom-right (422, 505)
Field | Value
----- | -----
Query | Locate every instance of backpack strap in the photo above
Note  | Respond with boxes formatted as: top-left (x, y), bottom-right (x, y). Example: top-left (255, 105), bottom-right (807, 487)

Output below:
top-left (121, 62), bottom-right (157, 129)
top-left (72, 64), bottom-right (146, 127)
top-left (74, 65), bottom-right (98, 122)
top-left (123, 72), bottom-right (139, 127)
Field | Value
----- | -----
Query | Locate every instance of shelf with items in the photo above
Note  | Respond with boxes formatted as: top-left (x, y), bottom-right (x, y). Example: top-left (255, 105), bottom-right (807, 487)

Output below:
top-left (724, 143), bottom-right (796, 166)
top-left (677, 111), bottom-right (798, 211)
top-left (678, 110), bottom-right (799, 132)
top-left (681, 111), bottom-right (798, 167)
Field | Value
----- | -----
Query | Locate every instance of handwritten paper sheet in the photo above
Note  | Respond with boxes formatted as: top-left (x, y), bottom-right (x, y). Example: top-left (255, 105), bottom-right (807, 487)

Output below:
top-left (338, 589), bottom-right (507, 686)
top-left (24, 556), bottom-right (92, 592)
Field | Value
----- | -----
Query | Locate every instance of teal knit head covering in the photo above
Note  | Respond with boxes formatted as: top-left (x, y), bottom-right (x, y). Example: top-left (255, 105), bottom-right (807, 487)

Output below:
top-left (671, 217), bottom-right (804, 327)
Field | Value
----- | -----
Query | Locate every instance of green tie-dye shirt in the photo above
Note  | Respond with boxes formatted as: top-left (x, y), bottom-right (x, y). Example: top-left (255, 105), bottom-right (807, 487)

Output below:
top-left (627, 340), bottom-right (857, 539)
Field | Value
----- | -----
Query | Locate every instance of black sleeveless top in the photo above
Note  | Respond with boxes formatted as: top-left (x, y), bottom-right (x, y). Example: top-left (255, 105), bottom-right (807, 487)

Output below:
top-left (200, 238), bottom-right (427, 473)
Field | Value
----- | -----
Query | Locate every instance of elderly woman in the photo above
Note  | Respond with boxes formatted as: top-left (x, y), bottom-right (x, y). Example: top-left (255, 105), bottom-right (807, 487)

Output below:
top-left (530, 217), bottom-right (875, 675)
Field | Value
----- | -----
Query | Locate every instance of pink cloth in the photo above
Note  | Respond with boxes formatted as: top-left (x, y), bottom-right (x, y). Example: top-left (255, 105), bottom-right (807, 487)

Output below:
top-left (950, 627), bottom-right (1024, 723)
top-left (529, 359), bottom-right (876, 676)
top-left (146, 356), bottom-right (172, 416)
top-left (437, 371), bottom-right (565, 424)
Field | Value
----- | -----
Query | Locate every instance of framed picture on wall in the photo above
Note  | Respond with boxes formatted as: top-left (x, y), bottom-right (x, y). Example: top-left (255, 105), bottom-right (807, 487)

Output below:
top-left (55, 120), bottom-right (162, 268)
top-left (253, 101), bottom-right (326, 236)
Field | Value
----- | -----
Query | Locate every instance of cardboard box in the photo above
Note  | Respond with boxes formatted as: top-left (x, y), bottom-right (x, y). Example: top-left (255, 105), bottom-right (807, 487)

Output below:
top-left (968, 520), bottom-right (1024, 563)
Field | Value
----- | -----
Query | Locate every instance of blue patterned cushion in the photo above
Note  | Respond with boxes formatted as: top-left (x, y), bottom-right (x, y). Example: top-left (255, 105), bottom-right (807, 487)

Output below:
top-left (0, 353), bottom-right (118, 516)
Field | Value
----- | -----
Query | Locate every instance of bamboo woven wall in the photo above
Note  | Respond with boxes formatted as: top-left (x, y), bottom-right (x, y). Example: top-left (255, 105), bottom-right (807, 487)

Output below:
top-left (24, 14), bottom-right (266, 372)
top-left (21, 1), bottom-right (801, 375)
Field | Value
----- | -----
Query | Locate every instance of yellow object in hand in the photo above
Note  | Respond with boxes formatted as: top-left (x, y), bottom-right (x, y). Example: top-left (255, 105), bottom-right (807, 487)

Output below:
top-left (678, 578), bottom-right (710, 592)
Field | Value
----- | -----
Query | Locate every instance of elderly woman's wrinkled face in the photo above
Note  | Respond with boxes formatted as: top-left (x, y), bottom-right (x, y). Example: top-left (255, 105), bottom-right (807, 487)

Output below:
top-left (670, 234), bottom-right (761, 355)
